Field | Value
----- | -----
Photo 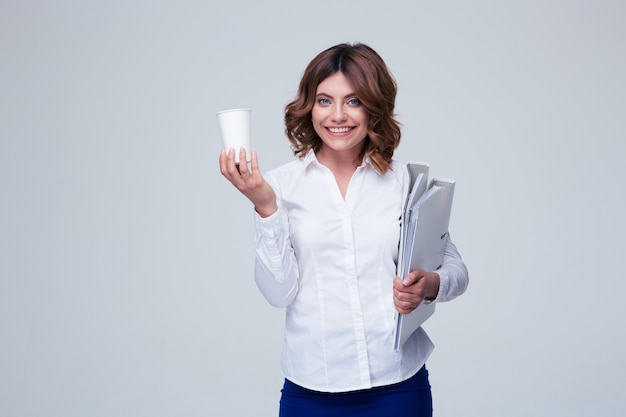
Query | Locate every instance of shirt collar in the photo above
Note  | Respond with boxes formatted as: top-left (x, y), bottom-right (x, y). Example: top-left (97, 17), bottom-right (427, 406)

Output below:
top-left (301, 150), bottom-right (379, 173)
top-left (301, 150), bottom-right (318, 168)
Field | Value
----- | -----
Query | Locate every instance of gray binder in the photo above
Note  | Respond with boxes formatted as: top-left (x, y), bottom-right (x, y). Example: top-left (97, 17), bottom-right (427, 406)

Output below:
top-left (394, 163), bottom-right (455, 351)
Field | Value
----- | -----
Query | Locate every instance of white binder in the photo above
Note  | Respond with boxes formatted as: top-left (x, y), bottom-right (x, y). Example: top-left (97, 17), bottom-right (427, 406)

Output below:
top-left (397, 162), bottom-right (430, 278)
top-left (394, 163), bottom-right (456, 351)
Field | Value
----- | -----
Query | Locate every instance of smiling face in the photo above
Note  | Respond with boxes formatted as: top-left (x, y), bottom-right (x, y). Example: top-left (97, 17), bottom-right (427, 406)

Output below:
top-left (312, 72), bottom-right (369, 161)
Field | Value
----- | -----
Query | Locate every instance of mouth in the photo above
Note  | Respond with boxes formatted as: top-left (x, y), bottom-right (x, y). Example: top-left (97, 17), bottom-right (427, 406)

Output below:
top-left (327, 126), bottom-right (354, 134)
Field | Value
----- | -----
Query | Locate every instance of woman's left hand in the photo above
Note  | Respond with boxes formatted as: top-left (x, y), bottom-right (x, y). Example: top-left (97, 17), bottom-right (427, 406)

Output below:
top-left (393, 270), bottom-right (440, 314)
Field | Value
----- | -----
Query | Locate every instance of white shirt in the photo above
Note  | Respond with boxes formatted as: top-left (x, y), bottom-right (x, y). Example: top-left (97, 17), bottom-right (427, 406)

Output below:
top-left (254, 151), bottom-right (468, 393)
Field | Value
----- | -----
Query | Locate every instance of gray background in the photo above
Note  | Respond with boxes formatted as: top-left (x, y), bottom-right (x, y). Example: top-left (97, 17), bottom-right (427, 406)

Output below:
top-left (1, 0), bottom-right (625, 416)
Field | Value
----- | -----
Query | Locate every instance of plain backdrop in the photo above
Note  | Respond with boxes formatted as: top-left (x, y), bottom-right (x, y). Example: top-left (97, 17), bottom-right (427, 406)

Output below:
top-left (1, 1), bottom-right (625, 416)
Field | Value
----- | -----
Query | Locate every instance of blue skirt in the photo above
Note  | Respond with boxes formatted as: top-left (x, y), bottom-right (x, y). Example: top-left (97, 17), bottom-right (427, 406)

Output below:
top-left (279, 366), bottom-right (432, 417)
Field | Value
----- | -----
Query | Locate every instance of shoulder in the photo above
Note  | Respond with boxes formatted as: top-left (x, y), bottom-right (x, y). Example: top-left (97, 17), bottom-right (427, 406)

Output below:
top-left (266, 158), bottom-right (304, 177)
top-left (387, 159), bottom-right (409, 184)
top-left (389, 159), bottom-right (407, 173)
top-left (265, 158), bottom-right (306, 189)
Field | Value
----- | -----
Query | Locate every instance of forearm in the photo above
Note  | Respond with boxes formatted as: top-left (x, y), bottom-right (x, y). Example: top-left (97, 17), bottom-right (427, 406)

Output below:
top-left (253, 208), bottom-right (300, 307)
top-left (433, 235), bottom-right (469, 303)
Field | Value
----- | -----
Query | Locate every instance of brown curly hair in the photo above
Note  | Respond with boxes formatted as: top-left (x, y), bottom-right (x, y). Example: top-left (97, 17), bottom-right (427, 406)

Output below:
top-left (284, 43), bottom-right (402, 174)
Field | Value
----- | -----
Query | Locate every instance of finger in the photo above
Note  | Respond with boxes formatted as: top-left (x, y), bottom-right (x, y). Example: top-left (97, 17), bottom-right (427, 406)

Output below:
top-left (239, 147), bottom-right (248, 166)
top-left (394, 280), bottom-right (418, 299)
top-left (393, 277), bottom-right (408, 291)
top-left (394, 287), bottom-right (422, 302)
top-left (237, 159), bottom-right (254, 185)
top-left (222, 148), bottom-right (245, 180)
top-left (228, 148), bottom-right (241, 174)
top-left (393, 296), bottom-right (419, 314)
top-left (402, 269), bottom-right (426, 286)
top-left (250, 150), bottom-right (260, 174)
top-left (219, 149), bottom-right (227, 173)
top-left (401, 271), bottom-right (418, 286)
top-left (237, 158), bottom-right (251, 177)
top-left (393, 288), bottom-right (410, 303)
top-left (394, 281), bottom-right (425, 302)
top-left (395, 279), bottom-right (417, 293)
top-left (219, 149), bottom-right (235, 177)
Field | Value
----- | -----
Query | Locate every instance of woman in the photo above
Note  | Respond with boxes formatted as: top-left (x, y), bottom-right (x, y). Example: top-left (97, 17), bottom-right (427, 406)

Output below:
top-left (219, 43), bottom-right (468, 417)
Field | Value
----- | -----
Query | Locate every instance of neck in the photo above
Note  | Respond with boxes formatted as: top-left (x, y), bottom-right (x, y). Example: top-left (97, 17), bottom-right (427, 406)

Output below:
top-left (316, 148), bottom-right (362, 175)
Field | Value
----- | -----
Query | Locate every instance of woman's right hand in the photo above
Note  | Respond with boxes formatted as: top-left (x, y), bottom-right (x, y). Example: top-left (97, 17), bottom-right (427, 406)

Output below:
top-left (219, 148), bottom-right (278, 218)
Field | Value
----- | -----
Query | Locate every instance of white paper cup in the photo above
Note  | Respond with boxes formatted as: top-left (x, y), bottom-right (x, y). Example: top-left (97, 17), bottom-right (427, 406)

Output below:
top-left (216, 108), bottom-right (251, 163)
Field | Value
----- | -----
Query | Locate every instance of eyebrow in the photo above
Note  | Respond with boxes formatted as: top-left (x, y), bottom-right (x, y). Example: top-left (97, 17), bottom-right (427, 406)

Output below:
top-left (315, 92), bottom-right (359, 99)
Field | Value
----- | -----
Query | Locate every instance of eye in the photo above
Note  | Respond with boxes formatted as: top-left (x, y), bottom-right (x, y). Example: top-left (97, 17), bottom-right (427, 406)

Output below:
top-left (347, 97), bottom-right (361, 106)
top-left (317, 98), bottom-right (331, 105)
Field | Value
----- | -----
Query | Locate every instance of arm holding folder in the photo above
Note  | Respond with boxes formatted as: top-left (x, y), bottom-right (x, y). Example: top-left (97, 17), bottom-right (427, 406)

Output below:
top-left (393, 162), bottom-right (469, 351)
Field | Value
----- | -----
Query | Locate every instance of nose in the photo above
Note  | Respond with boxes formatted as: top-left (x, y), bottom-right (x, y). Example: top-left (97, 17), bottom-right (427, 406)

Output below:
top-left (332, 104), bottom-right (347, 122)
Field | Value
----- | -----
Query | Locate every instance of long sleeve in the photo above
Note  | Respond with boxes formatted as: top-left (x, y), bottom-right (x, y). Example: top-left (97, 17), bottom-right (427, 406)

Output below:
top-left (433, 234), bottom-right (469, 303)
top-left (254, 207), bottom-right (300, 307)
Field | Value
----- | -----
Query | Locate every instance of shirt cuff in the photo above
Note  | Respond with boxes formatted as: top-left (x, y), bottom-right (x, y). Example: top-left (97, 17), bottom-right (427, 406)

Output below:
top-left (254, 207), bottom-right (284, 237)
top-left (433, 269), bottom-right (450, 303)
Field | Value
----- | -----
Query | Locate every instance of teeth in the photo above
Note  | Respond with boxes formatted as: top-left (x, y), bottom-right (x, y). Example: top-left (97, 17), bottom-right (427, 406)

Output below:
top-left (329, 127), bottom-right (352, 133)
